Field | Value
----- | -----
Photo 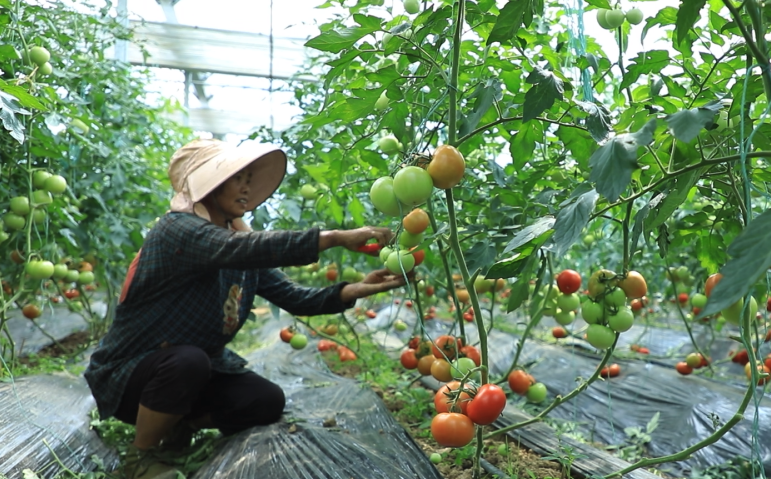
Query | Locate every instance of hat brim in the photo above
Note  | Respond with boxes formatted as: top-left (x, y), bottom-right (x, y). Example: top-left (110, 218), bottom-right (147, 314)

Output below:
top-left (187, 143), bottom-right (287, 211)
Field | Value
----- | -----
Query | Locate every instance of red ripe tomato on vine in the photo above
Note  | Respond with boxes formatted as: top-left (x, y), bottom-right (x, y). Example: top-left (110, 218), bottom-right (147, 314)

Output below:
top-left (556, 269), bottom-right (581, 294)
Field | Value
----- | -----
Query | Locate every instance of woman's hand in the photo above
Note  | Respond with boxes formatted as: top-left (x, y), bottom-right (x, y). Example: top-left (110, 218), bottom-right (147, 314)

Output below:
top-left (319, 227), bottom-right (394, 253)
top-left (339, 269), bottom-right (412, 303)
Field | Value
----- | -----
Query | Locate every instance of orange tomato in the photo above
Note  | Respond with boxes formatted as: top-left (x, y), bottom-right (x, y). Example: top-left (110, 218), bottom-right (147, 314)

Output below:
top-left (508, 370), bottom-right (535, 395)
top-left (403, 208), bottom-right (430, 235)
top-left (618, 271), bottom-right (647, 299)
top-left (417, 354), bottom-right (435, 375)
top-left (430, 358), bottom-right (454, 382)
top-left (433, 380), bottom-right (471, 414)
top-left (427, 145), bottom-right (466, 189)
top-left (705, 273), bottom-right (723, 297)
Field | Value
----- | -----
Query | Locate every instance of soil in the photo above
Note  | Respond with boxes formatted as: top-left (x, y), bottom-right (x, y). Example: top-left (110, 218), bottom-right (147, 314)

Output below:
top-left (18, 330), bottom-right (93, 366)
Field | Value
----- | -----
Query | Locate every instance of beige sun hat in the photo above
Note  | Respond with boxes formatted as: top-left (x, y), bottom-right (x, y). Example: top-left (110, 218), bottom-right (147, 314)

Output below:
top-left (168, 138), bottom-right (287, 230)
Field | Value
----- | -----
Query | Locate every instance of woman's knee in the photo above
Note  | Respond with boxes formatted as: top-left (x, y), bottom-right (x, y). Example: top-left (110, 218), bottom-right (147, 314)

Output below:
top-left (158, 345), bottom-right (211, 379)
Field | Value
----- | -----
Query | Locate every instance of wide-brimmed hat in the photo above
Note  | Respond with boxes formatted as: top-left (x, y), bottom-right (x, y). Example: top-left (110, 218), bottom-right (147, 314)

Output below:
top-left (168, 138), bottom-right (287, 227)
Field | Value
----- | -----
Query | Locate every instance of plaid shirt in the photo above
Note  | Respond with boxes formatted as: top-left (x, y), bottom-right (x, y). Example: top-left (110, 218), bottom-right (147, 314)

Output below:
top-left (84, 212), bottom-right (353, 419)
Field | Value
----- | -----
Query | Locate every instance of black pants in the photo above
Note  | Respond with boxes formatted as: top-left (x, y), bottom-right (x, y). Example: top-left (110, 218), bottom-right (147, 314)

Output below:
top-left (114, 345), bottom-right (285, 436)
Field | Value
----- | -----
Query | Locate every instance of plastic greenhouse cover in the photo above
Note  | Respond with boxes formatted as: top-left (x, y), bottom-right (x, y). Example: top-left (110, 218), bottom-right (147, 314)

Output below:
top-left (366, 302), bottom-right (771, 476)
top-left (0, 374), bottom-right (119, 478)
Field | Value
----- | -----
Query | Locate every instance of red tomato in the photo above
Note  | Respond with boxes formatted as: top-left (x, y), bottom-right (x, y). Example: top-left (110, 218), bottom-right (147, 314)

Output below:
top-left (317, 339), bottom-right (337, 352)
top-left (732, 349), bottom-right (750, 365)
top-left (430, 413), bottom-right (475, 447)
top-left (552, 326), bottom-right (567, 339)
top-left (434, 380), bottom-right (470, 414)
top-left (619, 271), bottom-right (647, 299)
top-left (338, 346), bottom-right (357, 362)
top-left (675, 362), bottom-right (693, 375)
top-left (400, 349), bottom-right (419, 369)
top-left (463, 312), bottom-right (473, 322)
top-left (678, 293), bottom-right (689, 304)
top-left (366, 309), bottom-right (377, 319)
top-left (279, 326), bottom-right (295, 343)
top-left (432, 334), bottom-right (459, 359)
top-left (556, 269), bottom-right (581, 294)
top-left (705, 273), bottom-right (723, 297)
top-left (637, 347), bottom-right (650, 355)
top-left (425, 285), bottom-right (435, 296)
top-left (467, 384), bottom-right (506, 425)
top-left (600, 363), bottom-right (621, 378)
top-left (405, 300), bottom-right (413, 308)
top-left (356, 243), bottom-right (382, 255)
top-left (460, 345), bottom-right (481, 366)
top-left (326, 268), bottom-right (338, 281)
top-left (508, 370), bottom-right (535, 395)
top-left (64, 289), bottom-right (80, 299)
top-left (630, 299), bottom-right (643, 312)
top-left (408, 336), bottom-right (421, 350)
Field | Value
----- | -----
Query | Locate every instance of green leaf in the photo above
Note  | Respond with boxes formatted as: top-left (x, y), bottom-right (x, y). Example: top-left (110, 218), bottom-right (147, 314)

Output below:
top-left (464, 241), bottom-right (499, 278)
top-left (0, 83), bottom-right (43, 110)
top-left (556, 125), bottom-right (597, 160)
top-left (698, 209), bottom-right (771, 319)
top-left (506, 255), bottom-right (538, 312)
top-left (0, 44), bottom-right (19, 62)
top-left (549, 186), bottom-right (599, 257)
top-left (510, 121), bottom-right (542, 168)
top-left (502, 216), bottom-right (556, 254)
top-left (459, 78), bottom-right (502, 137)
top-left (620, 51), bottom-right (670, 90)
top-left (664, 100), bottom-right (720, 142)
top-left (0, 90), bottom-right (31, 143)
top-left (487, 0), bottom-right (528, 45)
top-left (589, 119), bottom-right (657, 202)
top-left (348, 195), bottom-right (366, 226)
top-left (646, 169), bottom-right (702, 230)
top-left (576, 101), bottom-right (612, 142)
top-left (675, 0), bottom-right (708, 47)
top-left (522, 69), bottom-right (564, 122)
top-left (630, 204), bottom-right (650, 255)
top-left (305, 23), bottom-right (381, 53)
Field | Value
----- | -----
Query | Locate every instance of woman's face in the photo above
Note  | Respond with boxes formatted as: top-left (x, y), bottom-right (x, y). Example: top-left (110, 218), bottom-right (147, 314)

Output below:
top-left (206, 163), bottom-right (256, 225)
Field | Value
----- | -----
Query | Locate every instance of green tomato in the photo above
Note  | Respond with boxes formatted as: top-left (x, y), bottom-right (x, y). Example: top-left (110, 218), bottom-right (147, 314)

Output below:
top-left (369, 177), bottom-right (404, 217)
top-left (393, 319), bottom-right (408, 331)
top-left (526, 383), bottom-right (547, 403)
top-left (556, 293), bottom-right (580, 312)
top-left (379, 135), bottom-right (400, 155)
top-left (582, 234), bottom-right (595, 245)
top-left (605, 8), bottom-right (625, 28)
top-left (64, 269), bottom-right (80, 283)
top-left (607, 307), bottom-right (634, 332)
top-left (77, 271), bottom-right (95, 285)
top-left (586, 324), bottom-right (616, 349)
top-left (392, 166), bottom-right (434, 207)
top-left (10, 196), bottom-right (30, 216)
top-left (429, 452), bottom-right (442, 464)
top-left (44, 175), bottom-right (68, 195)
top-left (32, 209), bottom-right (46, 224)
top-left (28, 46), bottom-right (50, 66)
top-left (33, 171), bottom-right (52, 188)
top-left (399, 230), bottom-right (423, 248)
top-left (721, 296), bottom-right (758, 325)
top-left (403, 0), bottom-right (420, 14)
top-left (3, 213), bottom-right (25, 231)
top-left (625, 7), bottom-right (644, 25)
top-left (374, 91), bottom-right (390, 110)
top-left (581, 300), bottom-right (603, 324)
top-left (385, 250), bottom-right (415, 275)
top-left (604, 287), bottom-right (627, 308)
top-left (554, 309), bottom-right (576, 326)
top-left (379, 246), bottom-right (394, 263)
top-left (497, 444), bottom-right (508, 455)
top-left (32, 190), bottom-right (53, 207)
top-left (52, 264), bottom-right (69, 280)
top-left (596, 9), bottom-right (612, 29)
top-left (300, 184), bottom-right (318, 200)
top-left (26, 260), bottom-right (55, 280)
top-left (290, 333), bottom-right (308, 350)
top-left (691, 293), bottom-right (708, 309)
top-left (70, 119), bottom-right (89, 134)
top-left (342, 267), bottom-right (359, 282)
top-left (38, 62), bottom-right (53, 76)
top-left (451, 357), bottom-right (477, 380)
top-left (0, 231), bottom-right (8, 244)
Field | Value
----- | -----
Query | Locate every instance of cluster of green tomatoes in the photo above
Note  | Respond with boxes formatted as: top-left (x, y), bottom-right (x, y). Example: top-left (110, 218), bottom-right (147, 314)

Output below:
top-left (1, 170), bottom-right (68, 244)
top-left (596, 6), bottom-right (644, 30)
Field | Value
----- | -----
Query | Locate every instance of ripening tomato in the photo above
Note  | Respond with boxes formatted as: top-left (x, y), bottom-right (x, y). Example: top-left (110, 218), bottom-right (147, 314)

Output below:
top-left (431, 358), bottom-right (454, 382)
top-left (22, 304), bottom-right (41, 319)
top-left (403, 208), bottom-right (430, 235)
top-left (455, 289), bottom-right (470, 303)
top-left (432, 334), bottom-right (459, 359)
top-left (508, 370), bottom-right (535, 395)
top-left (618, 271), bottom-right (647, 299)
top-left (556, 269), bottom-right (581, 294)
top-left (434, 380), bottom-right (471, 414)
top-left (745, 362), bottom-right (771, 385)
top-left (338, 346), bottom-right (357, 362)
top-left (408, 336), bottom-right (421, 350)
top-left (410, 248), bottom-right (425, 266)
top-left (417, 354), bottom-right (436, 375)
top-left (467, 384), bottom-right (506, 425)
top-left (463, 312), bottom-right (473, 322)
top-left (366, 309), bottom-right (377, 319)
top-left (600, 363), bottom-right (621, 378)
top-left (427, 145), bottom-right (465, 189)
top-left (64, 289), bottom-right (80, 299)
top-left (317, 339), bottom-right (337, 352)
top-left (326, 268), bottom-right (338, 281)
top-left (460, 345), bottom-right (481, 366)
top-left (431, 412), bottom-right (475, 447)
top-left (675, 362), bottom-right (693, 375)
top-left (552, 326), bottom-right (568, 339)
top-left (705, 273), bottom-right (723, 297)
top-left (400, 349), bottom-right (419, 369)
top-left (279, 326), bottom-right (295, 343)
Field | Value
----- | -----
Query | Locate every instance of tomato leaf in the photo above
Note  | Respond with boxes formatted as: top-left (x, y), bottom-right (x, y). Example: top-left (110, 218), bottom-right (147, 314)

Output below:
top-left (697, 209), bottom-right (771, 319)
top-left (459, 78), bottom-right (502, 137)
top-left (506, 254), bottom-right (538, 313)
top-left (664, 100), bottom-right (721, 142)
top-left (486, 0), bottom-right (528, 45)
top-left (502, 216), bottom-right (556, 254)
top-left (522, 68), bottom-right (564, 122)
top-left (510, 121), bottom-right (543, 168)
top-left (305, 20), bottom-right (381, 53)
top-left (549, 185), bottom-right (599, 257)
top-left (0, 90), bottom-right (32, 144)
top-left (674, 0), bottom-right (707, 48)
top-left (630, 203), bottom-right (650, 256)
top-left (556, 125), bottom-right (597, 162)
top-left (576, 100), bottom-right (612, 142)
top-left (646, 168), bottom-right (703, 230)
top-left (620, 50), bottom-right (670, 90)
top-left (589, 119), bottom-right (657, 202)
top-left (464, 241), bottom-right (498, 278)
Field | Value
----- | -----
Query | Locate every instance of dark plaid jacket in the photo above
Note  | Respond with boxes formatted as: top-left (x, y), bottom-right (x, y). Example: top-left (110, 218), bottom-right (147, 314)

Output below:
top-left (84, 212), bottom-right (353, 419)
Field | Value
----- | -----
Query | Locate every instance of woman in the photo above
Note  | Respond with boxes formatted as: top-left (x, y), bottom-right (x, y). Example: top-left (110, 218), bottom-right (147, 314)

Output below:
top-left (84, 139), bottom-right (407, 479)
